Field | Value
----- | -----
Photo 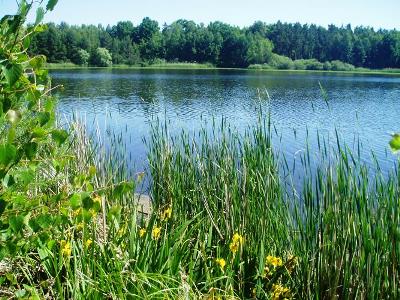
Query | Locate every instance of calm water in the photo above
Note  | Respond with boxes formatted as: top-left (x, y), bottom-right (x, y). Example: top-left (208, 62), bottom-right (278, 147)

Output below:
top-left (52, 69), bottom-right (400, 191)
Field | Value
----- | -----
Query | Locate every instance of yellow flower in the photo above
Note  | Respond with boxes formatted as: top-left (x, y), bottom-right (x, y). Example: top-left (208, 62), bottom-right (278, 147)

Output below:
top-left (117, 225), bottom-right (127, 237)
top-left (232, 233), bottom-right (243, 244)
top-left (139, 228), bottom-right (146, 237)
top-left (229, 241), bottom-right (239, 253)
top-left (76, 222), bottom-right (84, 231)
top-left (73, 207), bottom-right (82, 217)
top-left (215, 258), bottom-right (226, 271)
top-left (152, 226), bottom-right (162, 240)
top-left (271, 284), bottom-right (291, 300)
top-left (89, 208), bottom-right (97, 218)
top-left (229, 232), bottom-right (243, 254)
top-left (266, 255), bottom-right (283, 267)
top-left (160, 205), bottom-right (172, 221)
top-left (93, 195), bottom-right (102, 206)
top-left (60, 240), bottom-right (72, 257)
top-left (85, 239), bottom-right (93, 249)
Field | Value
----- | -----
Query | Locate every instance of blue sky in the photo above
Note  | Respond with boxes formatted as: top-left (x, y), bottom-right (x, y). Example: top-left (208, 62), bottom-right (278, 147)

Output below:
top-left (0, 0), bottom-right (399, 29)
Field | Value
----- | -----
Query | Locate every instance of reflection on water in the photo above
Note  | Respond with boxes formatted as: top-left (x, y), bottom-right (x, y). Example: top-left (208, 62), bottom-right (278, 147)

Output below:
top-left (53, 69), bottom-right (400, 192)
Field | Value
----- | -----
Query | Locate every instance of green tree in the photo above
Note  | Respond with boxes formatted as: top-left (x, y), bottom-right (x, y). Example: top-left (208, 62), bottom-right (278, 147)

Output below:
top-left (246, 34), bottom-right (273, 64)
top-left (90, 47), bottom-right (112, 67)
top-left (75, 48), bottom-right (90, 65)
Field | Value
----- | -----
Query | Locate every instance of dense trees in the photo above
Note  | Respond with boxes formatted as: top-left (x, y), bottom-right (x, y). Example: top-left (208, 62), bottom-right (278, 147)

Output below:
top-left (29, 18), bottom-right (400, 68)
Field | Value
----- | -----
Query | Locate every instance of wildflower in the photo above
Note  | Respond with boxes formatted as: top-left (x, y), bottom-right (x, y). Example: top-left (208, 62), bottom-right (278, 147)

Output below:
top-left (160, 205), bottom-right (172, 221)
top-left (76, 222), bottom-right (84, 231)
top-left (229, 242), bottom-right (239, 253)
top-left (73, 207), bottom-right (82, 217)
top-left (60, 240), bottom-right (72, 257)
top-left (215, 258), bottom-right (226, 271)
top-left (266, 255), bottom-right (283, 267)
top-left (89, 209), bottom-right (97, 218)
top-left (232, 233), bottom-right (243, 244)
top-left (152, 226), bottom-right (162, 240)
top-left (139, 228), bottom-right (146, 237)
top-left (85, 239), bottom-right (93, 249)
top-left (229, 232), bottom-right (243, 254)
top-left (271, 284), bottom-right (291, 300)
top-left (93, 195), bottom-right (102, 206)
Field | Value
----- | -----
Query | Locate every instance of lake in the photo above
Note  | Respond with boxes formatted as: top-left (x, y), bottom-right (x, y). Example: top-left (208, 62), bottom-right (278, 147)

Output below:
top-left (52, 69), bottom-right (400, 192)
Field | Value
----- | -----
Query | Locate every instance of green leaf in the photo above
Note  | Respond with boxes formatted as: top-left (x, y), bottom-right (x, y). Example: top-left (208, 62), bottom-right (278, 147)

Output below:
top-left (32, 127), bottom-right (47, 139)
top-left (82, 194), bottom-right (94, 210)
top-left (17, 168), bottom-right (35, 185)
top-left (389, 134), bottom-right (400, 152)
top-left (37, 112), bottom-right (50, 126)
top-left (69, 194), bottom-right (82, 210)
top-left (35, 7), bottom-right (45, 25)
top-left (51, 129), bottom-right (68, 146)
top-left (24, 142), bottom-right (38, 160)
top-left (46, 0), bottom-right (58, 11)
top-left (0, 198), bottom-right (6, 216)
top-left (113, 181), bottom-right (134, 198)
top-left (0, 143), bottom-right (17, 169)
top-left (23, 35), bottom-right (31, 49)
top-left (9, 215), bottom-right (24, 233)
top-left (29, 55), bottom-right (46, 69)
top-left (36, 214), bottom-right (52, 229)
top-left (15, 289), bottom-right (27, 298)
top-left (28, 218), bottom-right (40, 232)
top-left (1, 63), bottom-right (23, 86)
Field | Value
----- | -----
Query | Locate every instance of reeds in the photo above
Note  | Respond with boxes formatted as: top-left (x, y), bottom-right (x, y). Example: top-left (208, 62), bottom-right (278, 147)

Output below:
top-left (11, 111), bottom-right (399, 299)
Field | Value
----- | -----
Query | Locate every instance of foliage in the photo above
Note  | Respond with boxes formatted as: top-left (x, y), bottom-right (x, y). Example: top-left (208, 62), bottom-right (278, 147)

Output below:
top-left (90, 47), bottom-right (112, 67)
top-left (0, 2), bottom-right (134, 297)
top-left (29, 19), bottom-right (400, 68)
top-left (144, 116), bottom-right (400, 299)
top-left (2, 2), bottom-right (400, 299)
top-left (75, 48), bottom-right (90, 65)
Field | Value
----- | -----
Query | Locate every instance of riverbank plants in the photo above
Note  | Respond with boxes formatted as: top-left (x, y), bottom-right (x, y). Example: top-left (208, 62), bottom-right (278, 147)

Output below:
top-left (1, 2), bottom-right (399, 299)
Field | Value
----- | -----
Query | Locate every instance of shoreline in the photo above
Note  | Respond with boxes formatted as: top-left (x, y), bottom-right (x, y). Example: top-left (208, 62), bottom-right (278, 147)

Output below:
top-left (46, 64), bottom-right (400, 76)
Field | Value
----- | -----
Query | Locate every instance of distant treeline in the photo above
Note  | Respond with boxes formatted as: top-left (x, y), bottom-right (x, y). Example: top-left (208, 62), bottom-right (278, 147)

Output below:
top-left (29, 18), bottom-right (400, 69)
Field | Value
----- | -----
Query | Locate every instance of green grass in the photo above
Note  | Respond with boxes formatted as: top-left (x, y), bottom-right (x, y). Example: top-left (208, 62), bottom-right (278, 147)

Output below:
top-left (46, 61), bottom-right (400, 76)
top-left (45, 62), bottom-right (215, 70)
top-left (5, 112), bottom-right (400, 299)
top-left (248, 65), bottom-right (400, 76)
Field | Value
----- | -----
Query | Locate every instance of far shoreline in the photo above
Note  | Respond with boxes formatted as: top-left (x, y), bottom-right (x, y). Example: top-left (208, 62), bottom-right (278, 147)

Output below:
top-left (46, 63), bottom-right (400, 76)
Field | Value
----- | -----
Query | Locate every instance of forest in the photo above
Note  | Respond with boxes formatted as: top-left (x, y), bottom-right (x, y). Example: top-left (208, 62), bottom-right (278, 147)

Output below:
top-left (29, 18), bottom-right (400, 69)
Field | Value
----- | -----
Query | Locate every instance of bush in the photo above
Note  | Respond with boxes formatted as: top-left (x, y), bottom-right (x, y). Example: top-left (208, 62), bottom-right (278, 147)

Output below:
top-left (323, 61), bottom-right (332, 70)
top-left (75, 48), bottom-right (90, 65)
top-left (90, 47), bottom-right (113, 67)
top-left (293, 59), bottom-right (307, 70)
top-left (268, 53), bottom-right (294, 69)
top-left (330, 60), bottom-right (355, 71)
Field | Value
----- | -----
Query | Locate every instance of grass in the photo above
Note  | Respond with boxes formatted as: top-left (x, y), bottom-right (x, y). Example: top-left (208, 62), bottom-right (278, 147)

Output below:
top-left (3, 110), bottom-right (400, 299)
top-left (45, 62), bottom-right (215, 70)
top-left (46, 62), bottom-right (400, 76)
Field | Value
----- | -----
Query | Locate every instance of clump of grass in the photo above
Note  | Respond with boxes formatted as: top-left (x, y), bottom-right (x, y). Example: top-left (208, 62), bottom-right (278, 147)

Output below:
top-left (145, 113), bottom-right (400, 298)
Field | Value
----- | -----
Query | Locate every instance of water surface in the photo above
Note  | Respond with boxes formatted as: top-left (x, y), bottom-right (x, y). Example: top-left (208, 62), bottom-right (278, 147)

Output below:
top-left (52, 69), bottom-right (400, 191)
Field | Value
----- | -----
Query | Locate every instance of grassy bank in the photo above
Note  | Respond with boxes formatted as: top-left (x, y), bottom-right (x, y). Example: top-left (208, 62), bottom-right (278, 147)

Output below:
top-left (5, 113), bottom-right (399, 299)
top-left (45, 62), bottom-right (215, 70)
top-left (45, 62), bottom-right (400, 76)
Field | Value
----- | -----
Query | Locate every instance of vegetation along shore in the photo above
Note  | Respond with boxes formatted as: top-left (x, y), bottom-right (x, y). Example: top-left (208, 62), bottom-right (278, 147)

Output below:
top-left (0, 1), bottom-right (399, 299)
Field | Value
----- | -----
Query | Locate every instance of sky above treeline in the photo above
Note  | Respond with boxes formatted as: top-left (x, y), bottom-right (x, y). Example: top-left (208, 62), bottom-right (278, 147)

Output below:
top-left (0, 0), bottom-right (399, 30)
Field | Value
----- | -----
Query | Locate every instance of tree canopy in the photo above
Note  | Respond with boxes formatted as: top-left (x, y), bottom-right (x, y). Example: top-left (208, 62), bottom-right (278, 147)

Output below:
top-left (29, 18), bottom-right (400, 68)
